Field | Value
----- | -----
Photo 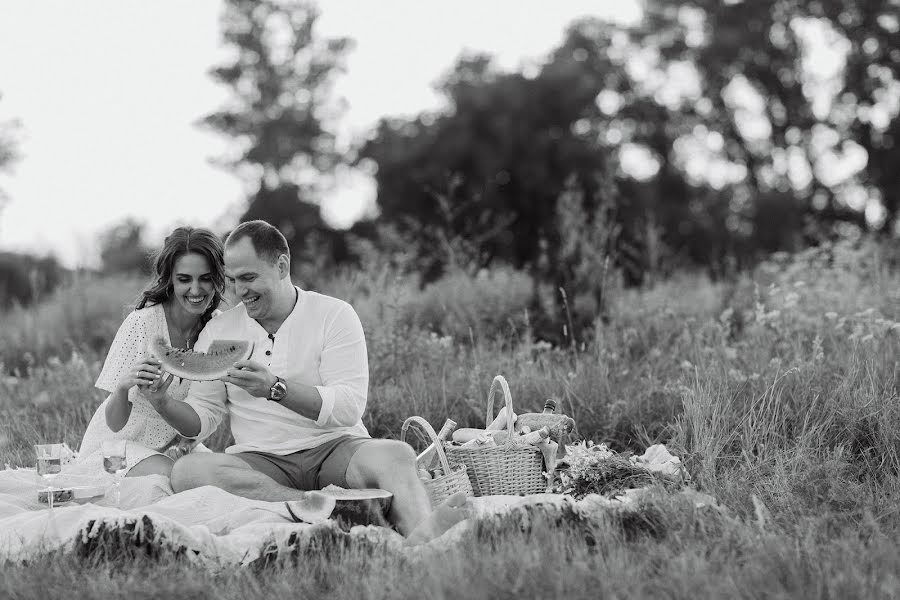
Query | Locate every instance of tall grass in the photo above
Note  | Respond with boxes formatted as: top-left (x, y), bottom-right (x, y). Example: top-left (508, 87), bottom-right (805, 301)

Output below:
top-left (0, 236), bottom-right (898, 597)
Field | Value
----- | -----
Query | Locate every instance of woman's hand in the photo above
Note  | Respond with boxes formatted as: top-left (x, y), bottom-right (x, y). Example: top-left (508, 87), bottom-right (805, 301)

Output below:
top-left (142, 371), bottom-right (176, 414)
top-left (116, 358), bottom-right (163, 394)
top-left (164, 435), bottom-right (197, 461)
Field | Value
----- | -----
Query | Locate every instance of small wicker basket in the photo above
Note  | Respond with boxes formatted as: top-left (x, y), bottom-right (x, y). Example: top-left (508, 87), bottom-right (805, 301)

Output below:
top-left (444, 375), bottom-right (546, 496)
top-left (401, 416), bottom-right (474, 507)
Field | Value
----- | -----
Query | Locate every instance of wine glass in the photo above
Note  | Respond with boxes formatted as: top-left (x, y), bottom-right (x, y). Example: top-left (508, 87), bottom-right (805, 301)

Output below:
top-left (34, 443), bottom-right (64, 510)
top-left (101, 439), bottom-right (128, 507)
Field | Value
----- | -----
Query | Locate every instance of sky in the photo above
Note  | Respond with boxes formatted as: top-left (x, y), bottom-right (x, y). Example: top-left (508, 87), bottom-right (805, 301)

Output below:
top-left (0, 0), bottom-right (640, 268)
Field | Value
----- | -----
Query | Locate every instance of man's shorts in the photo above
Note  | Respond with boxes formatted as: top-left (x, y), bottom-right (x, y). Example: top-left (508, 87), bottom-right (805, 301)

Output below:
top-left (234, 435), bottom-right (373, 490)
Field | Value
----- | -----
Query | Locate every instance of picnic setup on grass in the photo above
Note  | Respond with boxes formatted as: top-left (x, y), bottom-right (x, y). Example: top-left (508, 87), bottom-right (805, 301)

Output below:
top-left (0, 374), bottom-right (699, 568)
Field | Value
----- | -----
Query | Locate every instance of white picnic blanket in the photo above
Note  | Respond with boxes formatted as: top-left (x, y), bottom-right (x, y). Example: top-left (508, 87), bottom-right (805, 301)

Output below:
top-left (0, 444), bottom-right (695, 567)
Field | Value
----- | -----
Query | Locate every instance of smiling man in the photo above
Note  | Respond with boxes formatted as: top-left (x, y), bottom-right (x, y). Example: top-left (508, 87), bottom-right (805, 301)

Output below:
top-left (146, 220), bottom-right (467, 544)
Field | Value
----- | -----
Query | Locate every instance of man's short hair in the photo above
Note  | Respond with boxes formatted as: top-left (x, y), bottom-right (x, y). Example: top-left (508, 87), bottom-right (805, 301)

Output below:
top-left (225, 220), bottom-right (290, 264)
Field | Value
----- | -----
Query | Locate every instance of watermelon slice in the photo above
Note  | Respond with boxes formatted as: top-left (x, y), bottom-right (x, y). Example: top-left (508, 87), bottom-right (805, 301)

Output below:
top-left (286, 486), bottom-right (394, 530)
top-left (149, 336), bottom-right (254, 381)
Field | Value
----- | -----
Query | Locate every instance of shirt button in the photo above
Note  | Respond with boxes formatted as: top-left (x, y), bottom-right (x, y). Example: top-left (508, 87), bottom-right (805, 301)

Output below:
top-left (265, 350), bottom-right (271, 356)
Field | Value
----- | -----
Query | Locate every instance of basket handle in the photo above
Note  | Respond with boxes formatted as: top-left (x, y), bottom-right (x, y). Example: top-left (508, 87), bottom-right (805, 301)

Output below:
top-left (485, 375), bottom-right (515, 435)
top-left (400, 416), bottom-right (453, 477)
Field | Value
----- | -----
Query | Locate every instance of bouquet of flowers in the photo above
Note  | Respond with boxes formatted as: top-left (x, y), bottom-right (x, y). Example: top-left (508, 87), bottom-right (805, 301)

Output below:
top-left (551, 440), bottom-right (685, 500)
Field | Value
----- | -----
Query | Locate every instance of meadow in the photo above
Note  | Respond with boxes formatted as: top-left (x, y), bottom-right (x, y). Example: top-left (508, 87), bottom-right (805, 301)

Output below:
top-left (1, 236), bottom-right (898, 599)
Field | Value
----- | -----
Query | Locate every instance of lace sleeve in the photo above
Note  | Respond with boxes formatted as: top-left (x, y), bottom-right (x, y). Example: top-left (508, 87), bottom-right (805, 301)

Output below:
top-left (94, 308), bottom-right (152, 394)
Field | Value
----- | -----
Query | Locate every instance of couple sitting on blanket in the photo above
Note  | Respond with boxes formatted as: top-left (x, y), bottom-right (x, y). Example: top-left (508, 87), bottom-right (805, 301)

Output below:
top-left (76, 219), bottom-right (466, 545)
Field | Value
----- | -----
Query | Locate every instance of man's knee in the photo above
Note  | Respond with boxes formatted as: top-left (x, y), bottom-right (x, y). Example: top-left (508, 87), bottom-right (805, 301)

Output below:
top-left (354, 440), bottom-right (416, 478)
top-left (170, 452), bottom-right (230, 493)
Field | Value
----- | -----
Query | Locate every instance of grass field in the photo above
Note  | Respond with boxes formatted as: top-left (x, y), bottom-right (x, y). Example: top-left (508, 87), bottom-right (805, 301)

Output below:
top-left (1, 237), bottom-right (898, 599)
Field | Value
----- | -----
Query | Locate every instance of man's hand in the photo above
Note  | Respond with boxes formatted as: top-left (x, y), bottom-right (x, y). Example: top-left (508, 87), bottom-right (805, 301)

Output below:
top-left (222, 360), bottom-right (277, 398)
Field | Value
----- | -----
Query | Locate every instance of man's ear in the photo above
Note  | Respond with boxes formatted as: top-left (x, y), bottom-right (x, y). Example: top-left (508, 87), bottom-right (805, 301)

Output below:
top-left (277, 254), bottom-right (290, 279)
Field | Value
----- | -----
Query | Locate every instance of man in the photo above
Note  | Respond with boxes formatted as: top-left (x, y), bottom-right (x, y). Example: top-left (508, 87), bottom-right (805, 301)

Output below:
top-left (147, 220), bottom-right (466, 544)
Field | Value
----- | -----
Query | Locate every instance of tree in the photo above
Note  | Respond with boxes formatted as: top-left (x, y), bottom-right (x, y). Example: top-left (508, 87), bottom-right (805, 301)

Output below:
top-left (0, 92), bottom-right (21, 218)
top-left (359, 47), bottom-right (613, 276)
top-left (98, 218), bottom-right (152, 275)
top-left (633, 0), bottom-right (900, 233)
top-left (201, 0), bottom-right (355, 270)
top-left (361, 1), bottom-right (900, 298)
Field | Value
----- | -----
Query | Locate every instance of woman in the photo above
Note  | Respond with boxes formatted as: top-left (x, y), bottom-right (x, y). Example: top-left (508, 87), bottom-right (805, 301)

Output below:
top-left (76, 226), bottom-right (227, 478)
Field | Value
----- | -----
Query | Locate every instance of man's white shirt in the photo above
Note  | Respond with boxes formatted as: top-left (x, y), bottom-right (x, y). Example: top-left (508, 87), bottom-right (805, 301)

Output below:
top-left (184, 287), bottom-right (370, 454)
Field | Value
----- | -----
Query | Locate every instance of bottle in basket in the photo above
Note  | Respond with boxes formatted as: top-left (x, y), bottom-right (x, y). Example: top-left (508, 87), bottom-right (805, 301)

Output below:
top-left (514, 399), bottom-right (575, 441)
top-left (512, 426), bottom-right (551, 447)
top-left (415, 419), bottom-right (457, 470)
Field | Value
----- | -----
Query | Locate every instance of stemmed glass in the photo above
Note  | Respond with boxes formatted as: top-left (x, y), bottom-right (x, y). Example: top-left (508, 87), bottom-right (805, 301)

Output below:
top-left (101, 440), bottom-right (127, 507)
top-left (34, 443), bottom-right (64, 510)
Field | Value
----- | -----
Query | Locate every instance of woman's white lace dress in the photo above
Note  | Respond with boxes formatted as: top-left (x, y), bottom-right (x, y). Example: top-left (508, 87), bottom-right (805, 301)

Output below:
top-left (77, 303), bottom-right (199, 473)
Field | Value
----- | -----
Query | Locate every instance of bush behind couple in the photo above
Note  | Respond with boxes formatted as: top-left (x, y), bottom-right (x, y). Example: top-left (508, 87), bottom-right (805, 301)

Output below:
top-left (76, 220), bottom-right (467, 545)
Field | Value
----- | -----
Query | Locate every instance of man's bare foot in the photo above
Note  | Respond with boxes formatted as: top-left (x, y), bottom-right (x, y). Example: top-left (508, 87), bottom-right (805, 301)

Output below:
top-left (285, 491), bottom-right (336, 524)
top-left (404, 491), bottom-right (471, 546)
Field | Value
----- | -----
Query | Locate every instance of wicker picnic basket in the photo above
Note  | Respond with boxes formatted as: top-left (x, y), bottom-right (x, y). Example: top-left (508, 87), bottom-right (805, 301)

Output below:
top-left (444, 375), bottom-right (546, 496)
top-left (401, 416), bottom-right (474, 507)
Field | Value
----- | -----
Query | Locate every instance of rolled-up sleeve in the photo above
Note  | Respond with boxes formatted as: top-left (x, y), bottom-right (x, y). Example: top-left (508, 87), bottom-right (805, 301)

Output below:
top-left (182, 326), bottom-right (228, 440)
top-left (183, 380), bottom-right (228, 440)
top-left (314, 303), bottom-right (369, 428)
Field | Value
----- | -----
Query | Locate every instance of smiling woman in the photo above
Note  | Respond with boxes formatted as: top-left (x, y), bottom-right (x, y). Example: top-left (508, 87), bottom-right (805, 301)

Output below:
top-left (72, 226), bottom-right (228, 480)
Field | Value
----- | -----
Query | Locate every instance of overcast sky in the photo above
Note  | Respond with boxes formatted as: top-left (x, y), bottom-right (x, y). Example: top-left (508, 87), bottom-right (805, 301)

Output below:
top-left (0, 0), bottom-right (639, 268)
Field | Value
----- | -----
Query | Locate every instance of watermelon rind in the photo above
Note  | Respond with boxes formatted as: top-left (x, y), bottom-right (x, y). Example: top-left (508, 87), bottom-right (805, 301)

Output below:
top-left (149, 336), bottom-right (254, 381)
top-left (316, 486), bottom-right (394, 530)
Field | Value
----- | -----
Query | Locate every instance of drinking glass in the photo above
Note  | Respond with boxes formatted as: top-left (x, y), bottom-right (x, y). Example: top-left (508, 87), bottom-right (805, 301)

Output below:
top-left (101, 439), bottom-right (128, 507)
top-left (34, 443), bottom-right (64, 509)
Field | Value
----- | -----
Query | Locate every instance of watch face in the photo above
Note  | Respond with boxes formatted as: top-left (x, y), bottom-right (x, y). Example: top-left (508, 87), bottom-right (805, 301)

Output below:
top-left (270, 380), bottom-right (287, 401)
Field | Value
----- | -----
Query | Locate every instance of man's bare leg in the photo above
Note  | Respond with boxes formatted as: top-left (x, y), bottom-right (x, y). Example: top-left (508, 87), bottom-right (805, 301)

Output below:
top-left (170, 452), bottom-right (333, 521)
top-left (344, 439), bottom-right (470, 544)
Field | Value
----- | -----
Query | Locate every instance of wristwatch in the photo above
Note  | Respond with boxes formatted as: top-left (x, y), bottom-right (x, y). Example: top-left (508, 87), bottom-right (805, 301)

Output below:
top-left (268, 376), bottom-right (287, 402)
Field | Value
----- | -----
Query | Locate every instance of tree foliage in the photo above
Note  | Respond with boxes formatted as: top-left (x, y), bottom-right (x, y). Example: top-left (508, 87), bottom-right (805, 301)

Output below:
top-left (201, 0), bottom-right (354, 273)
top-left (360, 0), bottom-right (900, 298)
top-left (0, 92), bottom-right (21, 217)
top-left (98, 218), bottom-right (152, 275)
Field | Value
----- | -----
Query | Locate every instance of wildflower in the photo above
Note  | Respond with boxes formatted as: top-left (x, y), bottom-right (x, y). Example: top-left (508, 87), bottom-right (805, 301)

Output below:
top-left (31, 391), bottom-right (52, 409)
top-left (728, 368), bottom-right (748, 382)
top-left (69, 351), bottom-right (86, 369)
top-left (811, 335), bottom-right (824, 362)
top-left (680, 360), bottom-right (694, 371)
top-left (719, 307), bottom-right (734, 324)
top-left (783, 292), bottom-right (800, 309)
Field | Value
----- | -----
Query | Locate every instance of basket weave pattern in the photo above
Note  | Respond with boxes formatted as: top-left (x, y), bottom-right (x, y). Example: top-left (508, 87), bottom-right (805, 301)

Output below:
top-left (444, 375), bottom-right (546, 496)
top-left (401, 416), bottom-right (473, 507)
